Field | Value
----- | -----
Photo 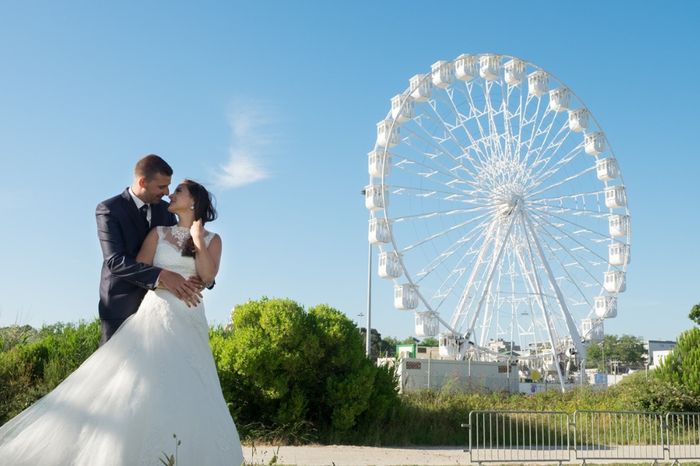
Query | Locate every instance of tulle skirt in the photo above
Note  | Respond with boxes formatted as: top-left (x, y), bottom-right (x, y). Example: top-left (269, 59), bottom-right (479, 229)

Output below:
top-left (0, 290), bottom-right (243, 466)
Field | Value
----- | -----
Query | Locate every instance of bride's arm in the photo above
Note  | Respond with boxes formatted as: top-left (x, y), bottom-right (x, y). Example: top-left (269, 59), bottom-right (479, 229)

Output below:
top-left (191, 222), bottom-right (221, 285)
top-left (136, 229), bottom-right (158, 265)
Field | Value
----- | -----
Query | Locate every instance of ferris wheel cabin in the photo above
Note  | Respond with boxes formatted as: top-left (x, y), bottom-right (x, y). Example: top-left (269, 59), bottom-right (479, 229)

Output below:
top-left (368, 217), bottom-right (390, 244)
top-left (409, 74), bottom-right (431, 101)
top-left (438, 333), bottom-right (461, 357)
top-left (504, 58), bottom-right (525, 85)
top-left (596, 158), bottom-right (619, 181)
top-left (549, 87), bottom-right (571, 112)
top-left (479, 54), bottom-right (501, 81)
top-left (604, 186), bottom-right (627, 209)
top-left (604, 270), bottom-right (626, 293)
top-left (455, 54), bottom-right (478, 81)
top-left (378, 251), bottom-right (402, 278)
top-left (368, 149), bottom-right (391, 177)
top-left (568, 108), bottom-right (589, 132)
top-left (364, 185), bottom-right (387, 210)
top-left (376, 119), bottom-right (399, 148)
top-left (528, 71), bottom-right (549, 97)
top-left (394, 284), bottom-right (419, 310)
top-left (391, 94), bottom-right (414, 123)
top-left (431, 60), bottom-right (453, 88)
top-left (584, 131), bottom-right (606, 156)
top-left (594, 296), bottom-right (618, 319)
top-left (581, 318), bottom-right (604, 342)
top-left (609, 243), bottom-right (631, 266)
top-left (608, 214), bottom-right (630, 237)
top-left (415, 311), bottom-right (439, 337)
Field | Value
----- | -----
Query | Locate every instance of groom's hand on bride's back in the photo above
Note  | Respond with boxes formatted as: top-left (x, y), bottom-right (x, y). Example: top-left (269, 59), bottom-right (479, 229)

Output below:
top-left (158, 270), bottom-right (203, 307)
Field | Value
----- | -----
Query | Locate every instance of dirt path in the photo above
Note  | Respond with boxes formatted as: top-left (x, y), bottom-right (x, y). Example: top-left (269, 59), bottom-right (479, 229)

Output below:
top-left (244, 445), bottom-right (470, 465)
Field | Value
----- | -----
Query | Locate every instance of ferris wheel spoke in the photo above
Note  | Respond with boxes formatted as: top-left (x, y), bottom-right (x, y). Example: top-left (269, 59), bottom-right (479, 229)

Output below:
top-left (399, 211), bottom-right (497, 254)
top-left (403, 117), bottom-right (482, 186)
top-left (463, 212), bottom-right (519, 342)
top-left (530, 188), bottom-right (606, 205)
top-left (391, 149), bottom-right (484, 195)
top-left (527, 141), bottom-right (587, 190)
top-left (454, 81), bottom-right (496, 165)
top-left (502, 81), bottom-right (521, 163)
top-left (483, 80), bottom-right (507, 162)
top-left (521, 96), bottom-right (547, 165)
top-left (391, 205), bottom-right (493, 223)
top-left (415, 214), bottom-right (493, 281)
top-left (533, 208), bottom-right (610, 241)
top-left (423, 220), bottom-right (494, 311)
top-left (389, 184), bottom-right (493, 205)
top-left (527, 164), bottom-right (597, 198)
top-left (528, 210), bottom-right (609, 274)
top-left (522, 107), bottom-right (566, 171)
top-left (537, 232), bottom-right (595, 309)
top-left (439, 87), bottom-right (492, 165)
top-left (525, 118), bottom-right (572, 182)
top-left (513, 241), bottom-right (555, 349)
top-left (449, 219), bottom-right (499, 330)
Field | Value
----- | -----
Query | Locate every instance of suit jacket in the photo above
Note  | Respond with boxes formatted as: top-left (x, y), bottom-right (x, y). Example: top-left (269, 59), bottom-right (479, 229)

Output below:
top-left (96, 189), bottom-right (177, 320)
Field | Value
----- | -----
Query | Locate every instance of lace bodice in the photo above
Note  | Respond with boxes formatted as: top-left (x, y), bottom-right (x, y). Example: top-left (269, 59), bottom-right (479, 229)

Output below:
top-left (153, 226), bottom-right (215, 278)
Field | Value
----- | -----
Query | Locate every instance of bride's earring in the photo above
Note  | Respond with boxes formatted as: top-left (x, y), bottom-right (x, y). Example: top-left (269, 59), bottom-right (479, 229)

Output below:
top-left (190, 205), bottom-right (195, 210)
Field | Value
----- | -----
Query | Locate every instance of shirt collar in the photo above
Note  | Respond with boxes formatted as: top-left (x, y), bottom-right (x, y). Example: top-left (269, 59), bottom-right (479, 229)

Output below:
top-left (127, 187), bottom-right (148, 209)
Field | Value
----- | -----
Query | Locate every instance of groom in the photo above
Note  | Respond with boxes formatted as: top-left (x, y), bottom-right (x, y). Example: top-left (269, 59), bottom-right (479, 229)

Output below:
top-left (95, 154), bottom-right (202, 344)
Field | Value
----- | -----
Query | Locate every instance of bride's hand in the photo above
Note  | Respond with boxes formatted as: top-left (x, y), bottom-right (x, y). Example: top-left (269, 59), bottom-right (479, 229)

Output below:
top-left (190, 219), bottom-right (205, 249)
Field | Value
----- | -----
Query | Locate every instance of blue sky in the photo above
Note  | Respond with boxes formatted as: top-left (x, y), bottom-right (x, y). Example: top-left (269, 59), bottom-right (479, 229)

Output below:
top-left (0, 1), bottom-right (698, 342)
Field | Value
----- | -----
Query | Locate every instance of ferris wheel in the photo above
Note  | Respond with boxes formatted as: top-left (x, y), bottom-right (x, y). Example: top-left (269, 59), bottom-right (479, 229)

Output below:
top-left (365, 53), bottom-right (630, 384)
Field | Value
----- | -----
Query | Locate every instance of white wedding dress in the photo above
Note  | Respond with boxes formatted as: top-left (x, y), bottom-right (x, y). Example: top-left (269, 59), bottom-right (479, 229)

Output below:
top-left (0, 226), bottom-right (244, 466)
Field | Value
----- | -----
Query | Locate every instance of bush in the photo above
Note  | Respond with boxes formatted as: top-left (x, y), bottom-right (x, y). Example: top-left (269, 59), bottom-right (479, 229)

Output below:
top-left (211, 298), bottom-right (399, 442)
top-left (0, 320), bottom-right (100, 425)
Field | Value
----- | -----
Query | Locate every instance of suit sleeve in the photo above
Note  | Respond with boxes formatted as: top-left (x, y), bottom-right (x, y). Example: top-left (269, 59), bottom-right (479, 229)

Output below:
top-left (96, 202), bottom-right (162, 289)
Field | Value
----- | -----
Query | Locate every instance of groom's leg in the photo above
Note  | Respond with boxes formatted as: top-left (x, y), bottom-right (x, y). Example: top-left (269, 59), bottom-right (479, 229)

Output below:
top-left (100, 318), bottom-right (126, 345)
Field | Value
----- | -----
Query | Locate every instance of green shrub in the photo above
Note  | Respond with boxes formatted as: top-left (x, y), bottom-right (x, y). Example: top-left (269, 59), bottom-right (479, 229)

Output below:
top-left (212, 298), bottom-right (399, 442)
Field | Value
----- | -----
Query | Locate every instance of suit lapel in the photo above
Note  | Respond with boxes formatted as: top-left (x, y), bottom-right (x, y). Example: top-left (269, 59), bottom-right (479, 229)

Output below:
top-left (121, 189), bottom-right (149, 236)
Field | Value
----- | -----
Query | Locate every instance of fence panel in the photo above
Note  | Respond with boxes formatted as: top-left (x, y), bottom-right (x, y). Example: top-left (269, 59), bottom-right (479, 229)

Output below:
top-left (666, 412), bottom-right (700, 461)
top-left (467, 410), bottom-right (570, 463)
top-left (573, 410), bottom-right (665, 461)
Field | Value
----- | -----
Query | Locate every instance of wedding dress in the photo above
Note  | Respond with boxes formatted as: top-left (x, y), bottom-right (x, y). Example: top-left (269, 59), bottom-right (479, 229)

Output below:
top-left (0, 226), bottom-right (244, 465)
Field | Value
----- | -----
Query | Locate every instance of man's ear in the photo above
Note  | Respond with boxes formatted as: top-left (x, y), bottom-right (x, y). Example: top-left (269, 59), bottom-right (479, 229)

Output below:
top-left (137, 176), bottom-right (147, 188)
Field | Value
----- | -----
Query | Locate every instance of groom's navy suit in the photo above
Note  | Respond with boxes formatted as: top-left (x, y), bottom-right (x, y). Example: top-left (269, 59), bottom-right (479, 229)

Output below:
top-left (96, 188), bottom-right (176, 343)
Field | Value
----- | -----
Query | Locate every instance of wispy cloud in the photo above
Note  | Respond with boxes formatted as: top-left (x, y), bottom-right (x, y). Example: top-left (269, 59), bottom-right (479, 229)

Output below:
top-left (214, 101), bottom-right (275, 189)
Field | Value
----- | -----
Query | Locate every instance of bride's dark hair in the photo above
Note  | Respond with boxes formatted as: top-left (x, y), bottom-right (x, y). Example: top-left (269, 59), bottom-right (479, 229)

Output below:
top-left (181, 179), bottom-right (217, 257)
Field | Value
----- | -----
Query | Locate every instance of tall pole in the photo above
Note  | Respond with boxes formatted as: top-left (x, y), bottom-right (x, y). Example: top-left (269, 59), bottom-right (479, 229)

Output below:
top-left (366, 240), bottom-right (372, 357)
top-left (362, 187), bottom-right (373, 358)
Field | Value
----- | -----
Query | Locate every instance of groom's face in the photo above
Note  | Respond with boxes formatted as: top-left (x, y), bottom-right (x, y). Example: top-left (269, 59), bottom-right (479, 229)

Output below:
top-left (142, 173), bottom-right (172, 204)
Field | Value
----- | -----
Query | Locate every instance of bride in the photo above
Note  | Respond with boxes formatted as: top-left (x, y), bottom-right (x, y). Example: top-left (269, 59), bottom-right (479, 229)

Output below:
top-left (0, 179), bottom-right (244, 465)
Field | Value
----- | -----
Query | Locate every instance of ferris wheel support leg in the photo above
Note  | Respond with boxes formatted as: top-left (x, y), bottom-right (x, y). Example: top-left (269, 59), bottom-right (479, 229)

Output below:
top-left (449, 221), bottom-right (498, 332)
top-left (523, 212), bottom-right (587, 382)
top-left (519, 216), bottom-right (567, 393)
top-left (461, 210), bottom-right (519, 357)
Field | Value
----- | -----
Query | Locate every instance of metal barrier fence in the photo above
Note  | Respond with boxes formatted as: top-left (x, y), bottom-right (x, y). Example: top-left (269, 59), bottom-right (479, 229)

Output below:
top-left (464, 410), bottom-right (700, 464)
top-left (573, 411), bottom-right (664, 462)
top-left (467, 411), bottom-right (571, 463)
top-left (666, 412), bottom-right (700, 464)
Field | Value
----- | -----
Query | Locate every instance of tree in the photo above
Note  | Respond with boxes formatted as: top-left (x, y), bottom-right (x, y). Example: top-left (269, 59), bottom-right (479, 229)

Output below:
top-left (420, 337), bottom-right (439, 347)
top-left (689, 303), bottom-right (700, 326)
top-left (585, 334), bottom-right (645, 371)
top-left (655, 327), bottom-right (700, 396)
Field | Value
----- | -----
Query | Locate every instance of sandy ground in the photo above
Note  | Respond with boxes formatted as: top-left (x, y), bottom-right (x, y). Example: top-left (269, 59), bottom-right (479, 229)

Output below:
top-left (244, 445), bottom-right (471, 466)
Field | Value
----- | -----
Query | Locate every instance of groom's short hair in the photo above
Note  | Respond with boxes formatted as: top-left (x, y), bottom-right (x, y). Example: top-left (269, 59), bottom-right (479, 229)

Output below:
top-left (134, 154), bottom-right (173, 181)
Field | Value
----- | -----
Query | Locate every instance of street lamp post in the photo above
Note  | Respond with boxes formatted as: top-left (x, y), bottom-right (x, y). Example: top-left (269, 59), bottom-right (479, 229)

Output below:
top-left (366, 239), bottom-right (372, 358)
top-left (361, 188), bottom-right (372, 358)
